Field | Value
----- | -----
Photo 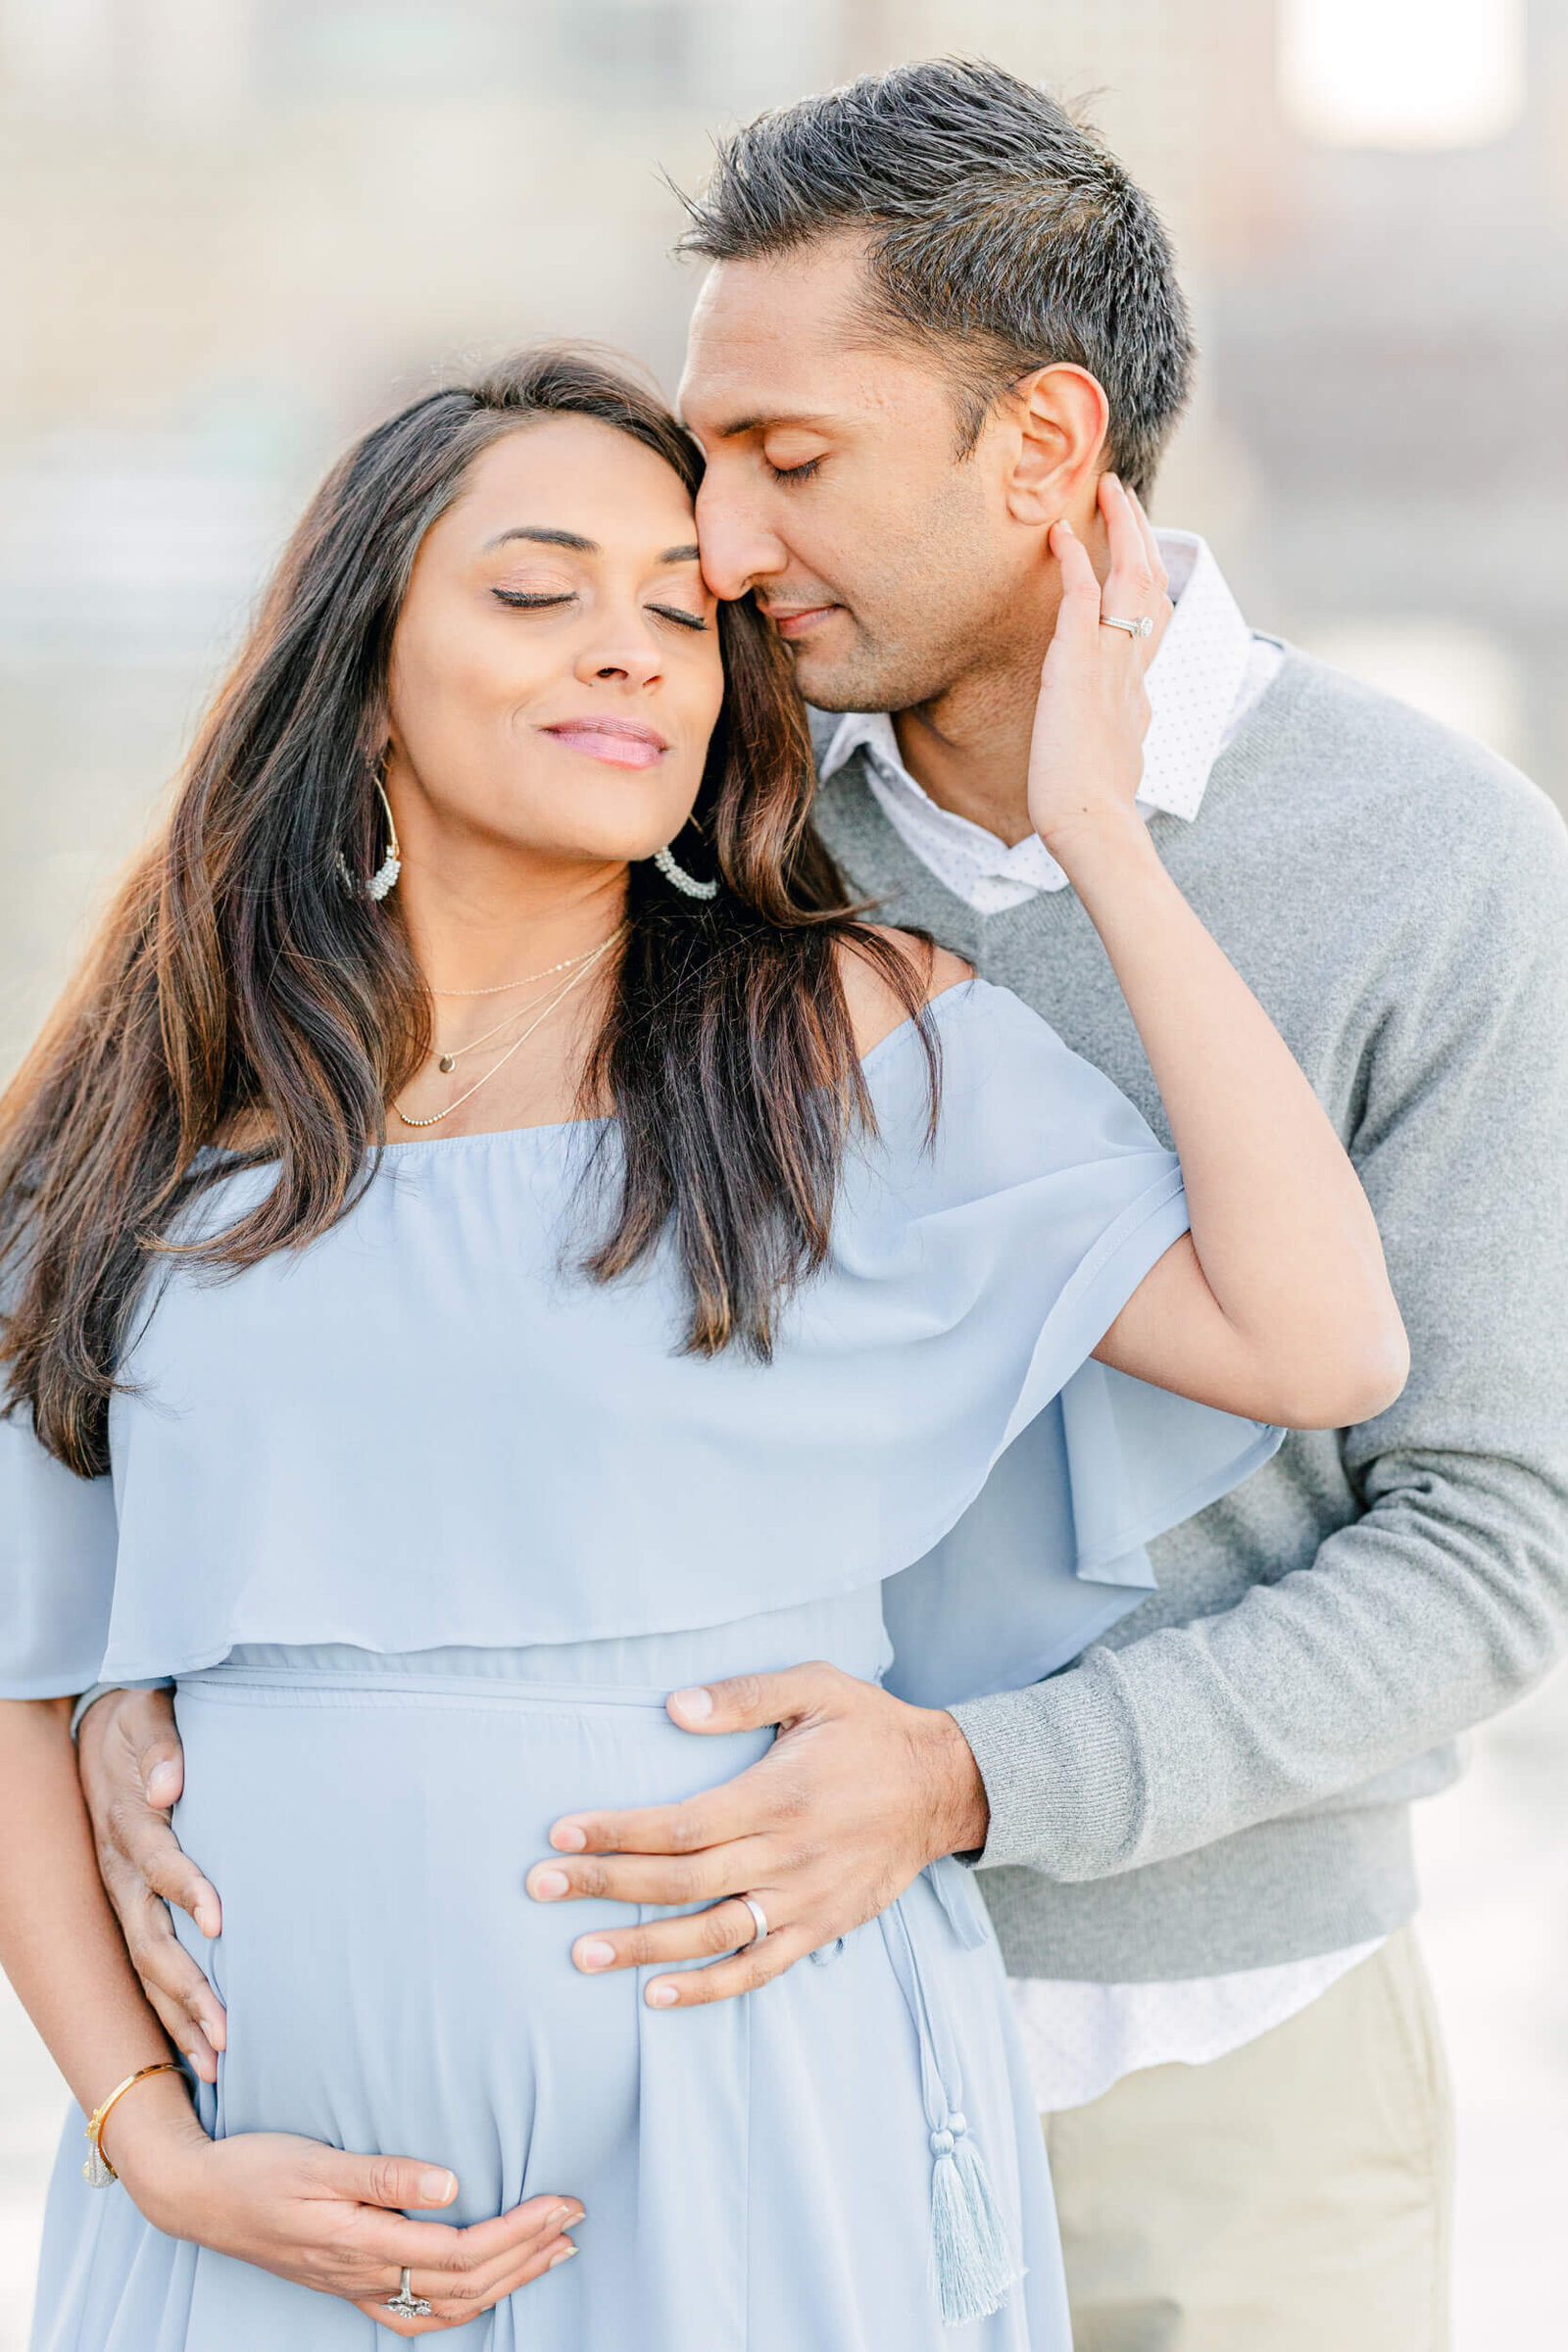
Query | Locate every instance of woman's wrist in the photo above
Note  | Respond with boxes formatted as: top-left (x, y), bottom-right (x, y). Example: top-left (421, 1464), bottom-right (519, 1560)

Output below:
top-left (1034, 800), bottom-right (1159, 890)
top-left (99, 2067), bottom-right (210, 2229)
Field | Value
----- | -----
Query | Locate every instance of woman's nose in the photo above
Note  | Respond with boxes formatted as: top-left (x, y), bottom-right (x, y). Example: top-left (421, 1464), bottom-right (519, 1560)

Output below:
top-left (572, 636), bottom-right (662, 691)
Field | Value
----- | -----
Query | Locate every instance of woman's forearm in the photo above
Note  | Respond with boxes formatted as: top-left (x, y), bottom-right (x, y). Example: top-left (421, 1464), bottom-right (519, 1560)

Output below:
top-left (0, 1696), bottom-right (189, 2166)
top-left (1060, 806), bottom-right (1407, 1426)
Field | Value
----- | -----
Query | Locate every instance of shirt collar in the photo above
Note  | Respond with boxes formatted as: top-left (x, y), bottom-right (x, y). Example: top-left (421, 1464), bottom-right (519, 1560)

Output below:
top-left (817, 531), bottom-right (1253, 884)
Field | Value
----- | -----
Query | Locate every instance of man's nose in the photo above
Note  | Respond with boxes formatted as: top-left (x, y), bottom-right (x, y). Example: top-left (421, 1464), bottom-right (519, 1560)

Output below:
top-left (696, 479), bottom-right (787, 602)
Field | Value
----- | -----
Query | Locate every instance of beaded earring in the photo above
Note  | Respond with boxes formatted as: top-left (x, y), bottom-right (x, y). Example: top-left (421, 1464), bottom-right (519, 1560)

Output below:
top-left (336, 772), bottom-right (402, 902)
top-left (652, 843), bottom-right (717, 901)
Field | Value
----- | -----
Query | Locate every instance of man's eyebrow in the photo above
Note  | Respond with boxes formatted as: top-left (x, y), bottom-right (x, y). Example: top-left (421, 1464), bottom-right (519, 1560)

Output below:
top-left (704, 413), bottom-right (836, 440)
top-left (486, 526), bottom-right (598, 553)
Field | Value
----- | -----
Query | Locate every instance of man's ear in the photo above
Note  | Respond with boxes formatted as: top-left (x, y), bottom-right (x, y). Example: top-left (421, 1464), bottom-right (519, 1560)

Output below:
top-left (1002, 364), bottom-right (1109, 528)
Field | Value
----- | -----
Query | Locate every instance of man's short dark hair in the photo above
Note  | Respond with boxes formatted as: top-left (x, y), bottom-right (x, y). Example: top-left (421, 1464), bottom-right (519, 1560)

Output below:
top-left (676, 57), bottom-right (1194, 495)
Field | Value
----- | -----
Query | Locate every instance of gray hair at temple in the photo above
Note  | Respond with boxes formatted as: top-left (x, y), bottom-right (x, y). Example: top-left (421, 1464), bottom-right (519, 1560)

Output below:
top-left (675, 57), bottom-right (1195, 498)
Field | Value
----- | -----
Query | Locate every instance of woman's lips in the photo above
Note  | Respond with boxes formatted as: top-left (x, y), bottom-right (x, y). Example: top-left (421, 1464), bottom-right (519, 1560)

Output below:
top-left (541, 719), bottom-right (669, 771)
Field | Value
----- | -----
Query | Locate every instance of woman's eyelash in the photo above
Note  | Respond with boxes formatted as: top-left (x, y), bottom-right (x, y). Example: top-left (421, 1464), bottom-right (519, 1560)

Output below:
top-left (766, 458), bottom-right (823, 484)
top-left (491, 589), bottom-right (707, 632)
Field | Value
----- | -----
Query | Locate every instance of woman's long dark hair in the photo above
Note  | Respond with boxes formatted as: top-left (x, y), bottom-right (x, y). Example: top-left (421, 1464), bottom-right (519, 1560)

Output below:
top-left (0, 349), bottom-right (934, 1475)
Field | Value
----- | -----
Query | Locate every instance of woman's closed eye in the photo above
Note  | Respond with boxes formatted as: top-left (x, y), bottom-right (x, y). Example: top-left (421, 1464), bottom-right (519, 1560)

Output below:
top-left (490, 588), bottom-right (708, 632)
top-left (645, 602), bottom-right (709, 633)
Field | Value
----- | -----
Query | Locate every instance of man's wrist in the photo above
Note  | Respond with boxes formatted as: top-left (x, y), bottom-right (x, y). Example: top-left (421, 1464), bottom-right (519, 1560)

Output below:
top-left (924, 1706), bottom-right (990, 1860)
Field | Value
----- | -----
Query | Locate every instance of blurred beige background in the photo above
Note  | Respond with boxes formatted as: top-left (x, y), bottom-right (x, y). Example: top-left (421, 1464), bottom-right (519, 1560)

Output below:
top-left (1, 2), bottom-right (1565, 2344)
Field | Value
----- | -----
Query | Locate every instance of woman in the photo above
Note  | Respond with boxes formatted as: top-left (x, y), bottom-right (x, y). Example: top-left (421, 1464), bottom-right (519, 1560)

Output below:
top-left (0, 352), bottom-right (1405, 2350)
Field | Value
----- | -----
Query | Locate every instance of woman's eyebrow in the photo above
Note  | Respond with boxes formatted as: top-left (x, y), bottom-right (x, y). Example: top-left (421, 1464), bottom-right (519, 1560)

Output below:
top-left (486, 526), bottom-right (597, 553)
top-left (483, 528), bottom-right (701, 565)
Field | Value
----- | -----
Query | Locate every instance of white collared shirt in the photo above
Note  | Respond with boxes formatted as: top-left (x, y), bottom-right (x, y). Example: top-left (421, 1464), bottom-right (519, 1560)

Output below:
top-left (818, 531), bottom-right (1381, 2110)
top-left (818, 531), bottom-right (1283, 916)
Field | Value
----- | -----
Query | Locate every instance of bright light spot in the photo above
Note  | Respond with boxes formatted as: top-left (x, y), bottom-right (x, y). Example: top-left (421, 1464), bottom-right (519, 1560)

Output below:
top-left (1301, 620), bottom-right (1524, 763)
top-left (1279, 0), bottom-right (1526, 149)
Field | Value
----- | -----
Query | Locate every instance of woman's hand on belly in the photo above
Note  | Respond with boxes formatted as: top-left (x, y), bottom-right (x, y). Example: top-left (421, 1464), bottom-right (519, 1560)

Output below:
top-left (108, 2081), bottom-right (583, 2332)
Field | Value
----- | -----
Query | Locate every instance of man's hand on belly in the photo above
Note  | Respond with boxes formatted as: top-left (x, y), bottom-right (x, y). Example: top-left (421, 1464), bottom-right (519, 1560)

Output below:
top-left (525, 1664), bottom-right (989, 2009)
top-left (77, 1685), bottom-right (228, 2080)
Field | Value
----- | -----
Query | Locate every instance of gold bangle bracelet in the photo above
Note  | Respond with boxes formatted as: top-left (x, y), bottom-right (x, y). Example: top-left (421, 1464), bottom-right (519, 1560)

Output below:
top-left (83, 2061), bottom-right (182, 2187)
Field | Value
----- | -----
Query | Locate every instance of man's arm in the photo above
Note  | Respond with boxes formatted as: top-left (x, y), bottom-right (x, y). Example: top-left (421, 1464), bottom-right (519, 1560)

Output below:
top-left (525, 768), bottom-right (1568, 1990)
top-left (955, 771), bottom-right (1568, 1873)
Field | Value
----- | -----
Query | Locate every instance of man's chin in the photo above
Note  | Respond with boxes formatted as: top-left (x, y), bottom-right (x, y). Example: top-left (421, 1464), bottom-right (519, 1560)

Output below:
top-left (785, 645), bottom-right (896, 715)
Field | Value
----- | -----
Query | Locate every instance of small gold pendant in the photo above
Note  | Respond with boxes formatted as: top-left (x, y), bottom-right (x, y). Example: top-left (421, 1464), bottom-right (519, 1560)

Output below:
top-left (438, 1054), bottom-right (455, 1073)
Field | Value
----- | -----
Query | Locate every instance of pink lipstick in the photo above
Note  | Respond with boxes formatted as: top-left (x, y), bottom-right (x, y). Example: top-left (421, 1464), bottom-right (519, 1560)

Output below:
top-left (540, 717), bottom-right (670, 771)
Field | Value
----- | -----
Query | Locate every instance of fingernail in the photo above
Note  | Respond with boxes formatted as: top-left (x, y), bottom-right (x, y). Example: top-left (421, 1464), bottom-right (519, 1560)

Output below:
top-left (530, 1868), bottom-right (570, 1901)
top-left (647, 1981), bottom-right (679, 2008)
top-left (548, 2203), bottom-right (574, 2230)
top-left (576, 1938), bottom-right (616, 1972)
top-left (419, 2169), bottom-right (457, 2204)
top-left (549, 2245), bottom-right (578, 2269)
top-left (550, 1824), bottom-right (587, 1853)
top-left (147, 1763), bottom-right (178, 1803)
top-left (1056, 519), bottom-right (1075, 537)
top-left (670, 1686), bottom-right (712, 1721)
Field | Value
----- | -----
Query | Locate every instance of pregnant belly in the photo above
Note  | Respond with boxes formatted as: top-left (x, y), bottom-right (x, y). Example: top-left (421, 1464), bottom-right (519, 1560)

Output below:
top-left (170, 1666), bottom-right (774, 2224)
top-left (157, 1638), bottom-right (1054, 2352)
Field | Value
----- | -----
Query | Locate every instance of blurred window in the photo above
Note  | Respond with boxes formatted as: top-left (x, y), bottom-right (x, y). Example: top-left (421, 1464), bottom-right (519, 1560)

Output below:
top-left (1279, 0), bottom-right (1526, 149)
top-left (258, 2), bottom-right (529, 100)
top-left (545, 0), bottom-right (697, 103)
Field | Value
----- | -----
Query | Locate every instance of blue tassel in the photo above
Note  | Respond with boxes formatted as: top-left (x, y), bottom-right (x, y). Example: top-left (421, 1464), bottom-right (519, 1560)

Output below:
top-left (928, 2112), bottom-right (1024, 2326)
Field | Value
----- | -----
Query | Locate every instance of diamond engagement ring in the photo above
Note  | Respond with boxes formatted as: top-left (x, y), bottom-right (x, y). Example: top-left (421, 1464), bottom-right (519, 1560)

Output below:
top-left (1101, 613), bottom-right (1153, 638)
top-left (386, 2267), bottom-right (433, 2318)
top-left (740, 1896), bottom-right (769, 1945)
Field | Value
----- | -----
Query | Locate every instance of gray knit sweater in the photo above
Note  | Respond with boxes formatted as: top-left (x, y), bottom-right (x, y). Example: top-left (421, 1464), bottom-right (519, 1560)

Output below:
top-left (813, 651), bottom-right (1568, 1982)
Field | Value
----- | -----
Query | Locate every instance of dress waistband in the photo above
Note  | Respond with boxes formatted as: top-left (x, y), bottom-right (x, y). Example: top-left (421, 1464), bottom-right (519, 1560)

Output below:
top-left (178, 1658), bottom-right (684, 1711)
top-left (181, 1584), bottom-right (894, 1696)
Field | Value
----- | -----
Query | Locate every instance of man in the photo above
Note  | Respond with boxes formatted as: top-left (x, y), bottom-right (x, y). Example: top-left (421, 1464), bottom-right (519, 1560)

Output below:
top-left (78, 59), bottom-right (1568, 2351)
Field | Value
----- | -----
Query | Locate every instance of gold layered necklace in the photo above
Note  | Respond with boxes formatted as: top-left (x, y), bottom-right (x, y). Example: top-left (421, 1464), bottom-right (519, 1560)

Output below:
top-left (429, 986), bottom-right (558, 1075)
top-left (429, 939), bottom-right (611, 1000)
top-left (393, 924), bottom-right (625, 1132)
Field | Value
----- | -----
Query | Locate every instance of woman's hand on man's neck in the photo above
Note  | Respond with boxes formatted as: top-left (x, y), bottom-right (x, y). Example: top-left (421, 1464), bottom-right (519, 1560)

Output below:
top-left (887, 568), bottom-right (1080, 853)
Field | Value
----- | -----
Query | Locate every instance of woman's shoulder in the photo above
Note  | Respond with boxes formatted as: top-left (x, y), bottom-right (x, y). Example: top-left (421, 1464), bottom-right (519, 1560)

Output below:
top-left (840, 935), bottom-right (1166, 1175)
top-left (834, 926), bottom-right (973, 1063)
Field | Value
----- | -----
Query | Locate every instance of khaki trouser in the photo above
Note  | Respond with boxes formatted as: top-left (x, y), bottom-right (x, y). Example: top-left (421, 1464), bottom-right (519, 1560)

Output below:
top-left (1042, 1928), bottom-right (1453, 2352)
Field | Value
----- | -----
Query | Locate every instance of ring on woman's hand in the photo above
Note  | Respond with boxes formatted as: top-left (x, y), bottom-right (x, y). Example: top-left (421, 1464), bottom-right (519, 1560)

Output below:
top-left (740, 1895), bottom-right (769, 1946)
top-left (1101, 613), bottom-right (1153, 638)
top-left (386, 2267), bottom-right (433, 2318)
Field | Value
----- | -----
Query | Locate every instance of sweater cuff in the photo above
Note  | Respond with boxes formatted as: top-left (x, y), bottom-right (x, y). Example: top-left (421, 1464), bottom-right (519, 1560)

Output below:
top-left (949, 1657), bottom-right (1147, 1878)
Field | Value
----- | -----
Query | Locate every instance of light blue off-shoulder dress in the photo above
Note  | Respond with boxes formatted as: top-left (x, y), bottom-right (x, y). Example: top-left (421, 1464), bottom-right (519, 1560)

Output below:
top-left (3, 981), bottom-right (1282, 2352)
